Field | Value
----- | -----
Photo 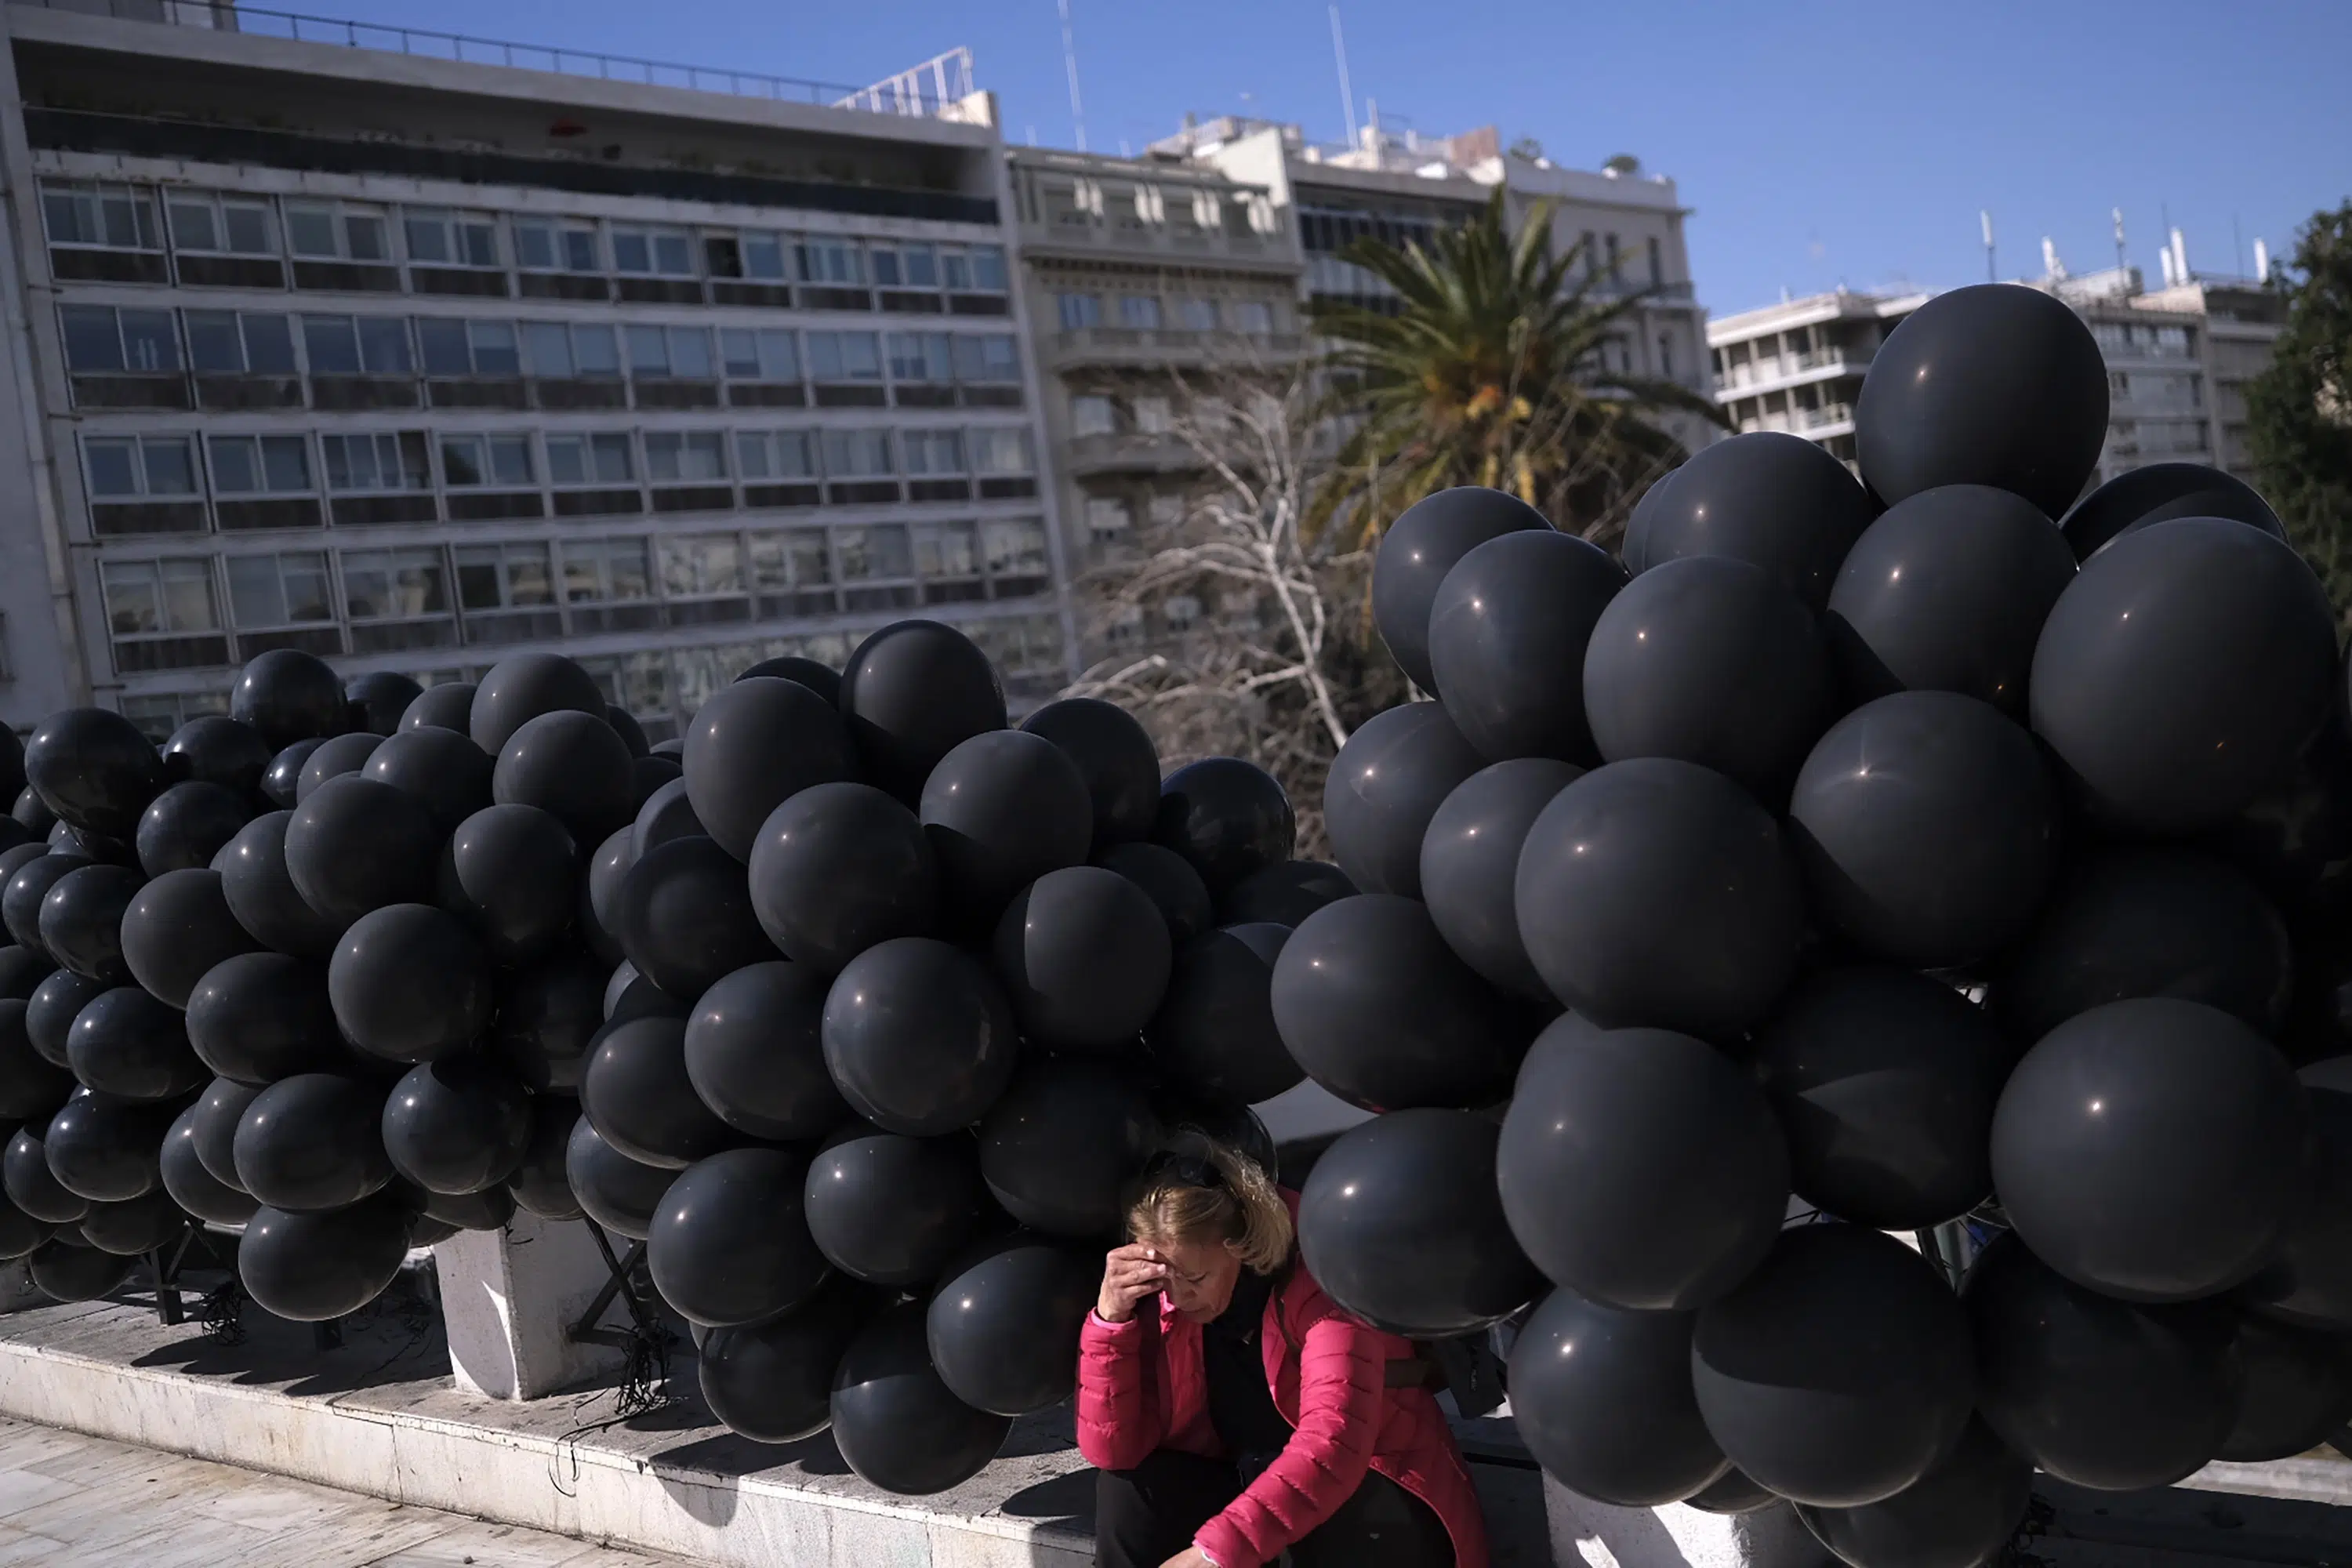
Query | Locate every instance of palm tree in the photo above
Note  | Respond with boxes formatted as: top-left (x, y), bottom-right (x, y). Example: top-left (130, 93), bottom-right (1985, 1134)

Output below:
top-left (1307, 187), bottom-right (1726, 553)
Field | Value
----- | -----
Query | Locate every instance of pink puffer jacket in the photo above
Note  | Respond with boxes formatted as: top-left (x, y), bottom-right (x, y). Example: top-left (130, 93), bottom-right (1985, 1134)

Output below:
top-left (1074, 1197), bottom-right (1488, 1568)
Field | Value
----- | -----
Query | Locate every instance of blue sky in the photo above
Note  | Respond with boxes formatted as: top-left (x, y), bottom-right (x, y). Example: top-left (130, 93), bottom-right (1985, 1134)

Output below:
top-left (285, 0), bottom-right (2350, 315)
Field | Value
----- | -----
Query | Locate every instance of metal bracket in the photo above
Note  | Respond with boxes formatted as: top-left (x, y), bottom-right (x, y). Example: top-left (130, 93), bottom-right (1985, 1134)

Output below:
top-left (567, 1220), bottom-right (655, 1349)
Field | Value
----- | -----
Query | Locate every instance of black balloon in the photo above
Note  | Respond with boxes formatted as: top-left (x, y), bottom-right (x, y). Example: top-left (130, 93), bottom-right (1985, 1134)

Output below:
top-left (2031, 517), bottom-right (2336, 833)
top-left (1421, 759), bottom-right (1581, 1001)
top-left (838, 620), bottom-right (1008, 804)
top-left (363, 726), bottom-right (493, 839)
top-left (186, 951), bottom-right (339, 1084)
top-left (0, 999), bottom-right (73, 1118)
top-left (604, 960), bottom-right (687, 1025)
top-left (1152, 758), bottom-right (1294, 895)
top-left (1826, 485), bottom-right (2076, 716)
top-left (0, 945), bottom-right (50, 1002)
top-left (492, 710), bottom-right (635, 850)
top-left (1965, 1232), bottom-right (2240, 1490)
top-left (700, 1275), bottom-right (869, 1443)
top-left (399, 683), bottom-right (473, 736)
top-left (977, 1057), bottom-right (1158, 1239)
top-left (2220, 710), bottom-right (2352, 922)
top-left (2218, 1314), bottom-right (2352, 1462)
top-left (43, 1087), bottom-right (172, 1201)
top-left (5, 1123), bottom-right (84, 1223)
top-left (49, 821), bottom-right (134, 867)
top-left (25, 707), bottom-right (165, 839)
top-left (231, 648), bottom-right (347, 750)
top-left (79, 1189), bottom-right (186, 1256)
top-left (328, 904), bottom-right (492, 1065)
top-left (260, 739), bottom-right (324, 809)
top-left (1324, 702), bottom-right (1486, 900)
top-left (285, 774), bottom-right (439, 924)
top-left (564, 1114), bottom-right (676, 1240)
top-left (606, 704), bottom-right (650, 759)
top-left (0, 1193), bottom-right (49, 1261)
top-left (233, 1073), bottom-right (390, 1210)
top-left (582, 1014), bottom-right (736, 1169)
top-left (507, 1098), bottom-right (584, 1220)
top-left (632, 778), bottom-right (703, 857)
top-left (421, 1183), bottom-right (515, 1232)
top-left (1020, 698), bottom-right (1161, 847)
top-left (381, 1054), bottom-right (531, 1196)
top-left (1752, 967), bottom-right (2010, 1229)
top-left (346, 671), bottom-right (424, 737)
top-left (738, 655), bottom-right (842, 708)
top-left (1145, 924), bottom-right (1300, 1108)
top-left (648, 1145), bottom-right (830, 1327)
top-left (29, 1240), bottom-right (134, 1302)
top-left (1584, 554), bottom-right (1833, 808)
top-left (583, 826), bottom-right (633, 967)
top-left (491, 949), bottom-right (607, 1097)
top-left (1515, 758), bottom-right (1802, 1039)
top-left (830, 1299), bottom-right (1011, 1494)
top-left (920, 731), bottom-right (1091, 924)
top-left (681, 677), bottom-right (855, 863)
top-left (295, 731), bottom-right (383, 802)
top-left (1428, 530), bottom-right (1628, 764)
top-left (470, 652), bottom-right (606, 756)
top-left (821, 938), bottom-right (1018, 1136)
top-left (747, 782), bottom-right (938, 972)
top-left (1370, 487), bottom-right (1548, 692)
top-left (1991, 997), bottom-right (2305, 1304)
top-left (1634, 432), bottom-right (1875, 612)
top-left (218, 811), bottom-right (347, 959)
top-left (1508, 1285), bottom-right (1728, 1506)
top-left (67, 987), bottom-right (205, 1102)
top-left (122, 868), bottom-right (262, 1009)
top-left (1098, 843), bottom-right (1218, 946)
top-left (617, 835), bottom-right (777, 1001)
top-left (1271, 895), bottom-right (1527, 1112)
top-left (1991, 846), bottom-right (2293, 1044)
top-left (1499, 1017), bottom-right (1786, 1310)
top-left (437, 804), bottom-right (576, 964)
top-left (805, 1127), bottom-right (989, 1286)
top-left (10, 787), bottom-right (53, 837)
top-left (2244, 1058), bottom-right (2352, 1330)
top-left (161, 715), bottom-right (274, 797)
top-left (927, 1232), bottom-right (1097, 1415)
top-left (2059, 460), bottom-right (2285, 561)
top-left (238, 1192), bottom-right (411, 1321)
top-left (1298, 1109), bottom-right (1541, 1337)
top-left (136, 781), bottom-right (252, 878)
top-left (993, 866), bottom-right (1171, 1050)
top-left (1856, 281), bottom-right (2108, 517)
top-left (1214, 858), bottom-right (1353, 931)
top-left (189, 1076), bottom-right (260, 1189)
top-left (2, 852), bottom-right (84, 956)
top-left (684, 960), bottom-right (848, 1142)
top-left (630, 755), bottom-right (682, 813)
top-left (1795, 1417), bottom-right (2033, 1568)
top-left (38, 863), bottom-right (140, 983)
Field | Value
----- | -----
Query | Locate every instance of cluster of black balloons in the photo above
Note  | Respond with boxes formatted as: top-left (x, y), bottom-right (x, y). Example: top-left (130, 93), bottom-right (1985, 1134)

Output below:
top-left (1281, 282), bottom-right (2352, 1566)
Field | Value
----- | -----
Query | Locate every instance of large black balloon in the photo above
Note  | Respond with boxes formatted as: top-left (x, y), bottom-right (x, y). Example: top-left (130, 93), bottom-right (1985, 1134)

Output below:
top-left (838, 620), bottom-right (1007, 804)
top-left (1428, 530), bottom-right (1628, 764)
top-left (160, 714), bottom-right (273, 797)
top-left (1788, 691), bottom-right (2060, 968)
top-left (230, 648), bottom-right (347, 750)
top-left (401, 681), bottom-right (477, 735)
top-left (1584, 554), bottom-right (1834, 807)
top-left (1152, 758), bottom-right (1294, 895)
top-left (927, 1232), bottom-right (1097, 1415)
top-left (1098, 842), bottom-right (1216, 946)
top-left (1856, 282), bottom-right (2108, 517)
top-left (606, 704), bottom-right (650, 760)
top-left (346, 670), bottom-right (424, 736)
top-left (492, 709), bottom-right (635, 851)
top-left (1826, 485), bottom-right (2076, 716)
top-left (582, 1014), bottom-right (735, 1169)
top-left (582, 825), bottom-right (633, 967)
top-left (5, 1122), bottom-right (85, 1222)
top-left (1370, 487), bottom-right (1548, 692)
top-left (2219, 1314), bottom-right (2352, 1462)
top-left (617, 835), bottom-right (777, 1002)
top-left (1795, 1417), bottom-right (2033, 1568)
top-left (746, 782), bottom-right (938, 972)
top-left (79, 1188), bottom-right (187, 1256)
top-left (976, 1057), bottom-right (1157, 1239)
top-left (421, 1184), bottom-right (514, 1233)
top-left (1500, 1017), bottom-right (1785, 1309)
top-left (681, 677), bottom-right (855, 863)
top-left (1324, 702), bottom-right (1486, 900)
top-left (2221, 710), bottom-right (2352, 924)
top-left (738, 655), bottom-right (843, 708)
top-left (0, 998), bottom-right (73, 1117)
top-left (295, 731), bottom-right (383, 801)
top-left (217, 811), bottom-right (347, 958)
top-left (1020, 698), bottom-right (1160, 847)
top-left (43, 1087), bottom-right (172, 1201)
top-left (9, 787), bottom-right (53, 837)
top-left (604, 960), bottom-right (687, 1025)
top-left (0, 844), bottom-right (51, 914)
top-left (38, 863), bottom-right (140, 983)
top-left (1145, 924), bottom-right (1299, 1108)
top-left (2032, 517), bottom-right (2337, 833)
top-left (1421, 759), bottom-right (1581, 1002)
top-left (2, 852), bottom-right (83, 956)
top-left (564, 1115), bottom-right (675, 1240)
top-left (919, 731), bottom-right (1091, 925)
top-left (437, 804), bottom-right (575, 964)
top-left (992, 866), bottom-right (1171, 1050)
top-left (1634, 432), bottom-right (1874, 612)
top-left (506, 1098), bottom-right (584, 1220)
top-left (67, 987), bottom-right (205, 1102)
top-left (2245, 1058), bottom-right (2352, 1330)
top-left (821, 938), bottom-right (1018, 1136)
top-left (28, 1240), bottom-right (134, 1302)
top-left (260, 739), bottom-right (323, 810)
top-left (490, 953), bottom-right (609, 1090)
top-left (648, 1145), bottom-right (829, 1327)
top-left (284, 774), bottom-right (439, 924)
top-left (1754, 967), bottom-right (2010, 1229)
top-left (363, 726), bottom-right (493, 837)
top-left (700, 1275), bottom-right (869, 1443)
top-left (1991, 846), bottom-right (2293, 1044)
top-left (831, 1299), bottom-right (1011, 1494)
top-left (0, 1192), bottom-right (48, 1261)
top-left (1214, 859), bottom-right (1352, 931)
top-left (1298, 1109), bottom-right (1541, 1336)
top-left (136, 781), bottom-right (252, 878)
top-left (1508, 1285), bottom-right (1728, 1506)
top-left (185, 951), bottom-right (339, 1084)
top-left (684, 961), bottom-right (848, 1142)
top-left (630, 755), bottom-right (683, 814)
top-left (233, 1073), bottom-right (390, 1211)
top-left (632, 778), bottom-right (702, 858)
top-left (328, 904), bottom-right (493, 1065)
top-left (25, 707), bottom-right (165, 839)
top-left (1991, 997), bottom-right (2305, 1303)
top-left (121, 868), bottom-right (261, 1009)
top-left (469, 652), bottom-right (604, 756)
top-left (49, 821), bottom-right (134, 867)
top-left (1515, 758), bottom-right (1802, 1039)
top-left (0, 945), bottom-right (52, 1002)
top-left (381, 1054), bottom-right (531, 1195)
top-left (238, 1192), bottom-right (411, 1321)
top-left (805, 1127), bottom-right (989, 1286)
top-left (1965, 1232), bottom-right (2240, 1489)
top-left (2060, 460), bottom-right (2285, 561)
top-left (189, 1076), bottom-right (260, 1189)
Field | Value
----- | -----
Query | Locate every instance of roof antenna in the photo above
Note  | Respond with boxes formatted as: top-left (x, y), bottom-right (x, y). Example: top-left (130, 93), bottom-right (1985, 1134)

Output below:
top-left (1980, 210), bottom-right (1995, 283)
top-left (1330, 7), bottom-right (1358, 149)
top-left (1056, 0), bottom-right (1087, 152)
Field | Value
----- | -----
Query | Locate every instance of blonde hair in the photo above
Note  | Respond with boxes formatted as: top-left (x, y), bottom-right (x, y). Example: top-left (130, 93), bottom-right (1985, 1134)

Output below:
top-left (1126, 1131), bottom-right (1294, 1276)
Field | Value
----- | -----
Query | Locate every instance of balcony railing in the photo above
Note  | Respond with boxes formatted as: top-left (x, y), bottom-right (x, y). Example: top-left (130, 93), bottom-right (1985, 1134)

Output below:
top-left (1051, 327), bottom-right (1305, 366)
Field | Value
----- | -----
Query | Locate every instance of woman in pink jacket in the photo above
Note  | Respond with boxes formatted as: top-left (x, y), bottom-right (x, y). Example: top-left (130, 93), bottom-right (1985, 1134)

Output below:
top-left (1075, 1137), bottom-right (1488, 1568)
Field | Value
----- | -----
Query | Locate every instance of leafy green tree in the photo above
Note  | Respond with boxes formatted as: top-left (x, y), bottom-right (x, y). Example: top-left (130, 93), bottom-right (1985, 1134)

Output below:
top-left (2248, 200), bottom-right (2352, 621)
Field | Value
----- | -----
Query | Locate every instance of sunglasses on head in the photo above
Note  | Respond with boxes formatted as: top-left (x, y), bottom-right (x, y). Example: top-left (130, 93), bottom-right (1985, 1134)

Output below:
top-left (1147, 1152), bottom-right (1225, 1192)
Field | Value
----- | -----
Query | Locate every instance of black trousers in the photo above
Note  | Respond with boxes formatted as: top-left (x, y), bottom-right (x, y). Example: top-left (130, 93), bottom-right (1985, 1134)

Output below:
top-left (1094, 1446), bottom-right (1455, 1567)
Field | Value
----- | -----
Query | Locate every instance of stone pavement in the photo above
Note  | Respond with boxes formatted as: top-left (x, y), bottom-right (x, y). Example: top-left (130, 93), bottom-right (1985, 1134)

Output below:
top-left (0, 1414), bottom-right (693, 1568)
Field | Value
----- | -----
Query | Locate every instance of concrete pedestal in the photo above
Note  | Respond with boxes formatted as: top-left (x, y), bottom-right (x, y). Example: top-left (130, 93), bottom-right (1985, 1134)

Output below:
top-left (434, 1211), bottom-right (628, 1400)
top-left (1544, 1477), bottom-right (1827, 1567)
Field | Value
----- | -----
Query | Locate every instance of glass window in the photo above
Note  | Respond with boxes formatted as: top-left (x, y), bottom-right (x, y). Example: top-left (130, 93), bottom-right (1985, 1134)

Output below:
top-left (102, 558), bottom-right (217, 635)
top-left (1133, 396), bottom-right (1173, 434)
top-left (748, 531), bottom-right (829, 588)
top-left (1118, 295), bottom-right (1163, 330)
top-left (821, 429), bottom-right (894, 478)
top-left (902, 429), bottom-right (964, 475)
top-left (797, 236), bottom-right (864, 286)
top-left (208, 435), bottom-right (313, 495)
top-left (166, 191), bottom-right (274, 256)
top-left (226, 552), bottom-right (333, 628)
top-left (873, 243), bottom-right (939, 289)
top-left (833, 524), bottom-right (911, 580)
top-left (120, 309), bottom-right (180, 372)
top-left (544, 433), bottom-right (636, 486)
top-left (659, 535), bottom-right (745, 597)
top-left (417, 318), bottom-right (471, 377)
top-left (913, 520), bottom-right (978, 579)
top-left (60, 306), bottom-right (180, 374)
top-left (968, 246), bottom-right (1007, 291)
top-left (456, 542), bottom-right (554, 610)
top-left (574, 325), bottom-right (622, 377)
top-left (1070, 396), bottom-right (1116, 438)
top-left (321, 432), bottom-right (430, 492)
top-left (1232, 300), bottom-right (1275, 335)
top-left (742, 233), bottom-right (791, 281)
top-left (806, 332), bottom-right (882, 382)
top-left (668, 328), bottom-right (714, 380)
top-left (952, 335), bottom-right (1022, 383)
top-left (284, 202), bottom-right (390, 262)
top-left (40, 180), bottom-right (161, 250)
top-left (736, 430), bottom-right (818, 481)
top-left (1647, 235), bottom-right (1664, 288)
top-left (185, 312), bottom-right (241, 375)
top-left (1174, 296), bottom-right (1218, 332)
top-left (469, 321), bottom-right (520, 376)
top-left (714, 327), bottom-right (798, 382)
top-left (969, 427), bottom-right (1036, 475)
top-left (514, 220), bottom-right (602, 273)
top-left (341, 548), bottom-right (448, 621)
top-left (523, 322), bottom-right (573, 378)
top-left (562, 537), bottom-right (653, 603)
top-left (87, 435), bottom-right (196, 498)
top-left (982, 517), bottom-right (1050, 575)
top-left (1057, 293), bottom-right (1102, 331)
top-left (626, 325), bottom-right (670, 377)
top-left (242, 314), bottom-right (297, 375)
top-left (404, 209), bottom-right (500, 268)
top-left (439, 434), bottom-right (535, 488)
top-left (1086, 496), bottom-right (1131, 539)
top-left (644, 431), bottom-right (728, 484)
top-left (888, 332), bottom-right (953, 384)
top-left (612, 227), bottom-right (696, 277)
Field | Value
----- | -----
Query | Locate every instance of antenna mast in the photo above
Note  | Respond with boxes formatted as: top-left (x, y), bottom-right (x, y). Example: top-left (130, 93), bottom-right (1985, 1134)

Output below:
top-left (1056, 0), bottom-right (1087, 152)
top-left (1330, 6), bottom-right (1358, 149)
top-left (1980, 210), bottom-right (1995, 283)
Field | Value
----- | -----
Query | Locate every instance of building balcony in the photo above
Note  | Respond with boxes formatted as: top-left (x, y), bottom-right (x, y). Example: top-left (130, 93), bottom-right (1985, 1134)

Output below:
top-left (1047, 327), bottom-right (1303, 371)
top-left (1018, 214), bottom-right (1290, 269)
top-left (1065, 431), bottom-right (1199, 475)
top-left (1712, 346), bottom-right (1875, 397)
top-left (1737, 403), bottom-right (1853, 439)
